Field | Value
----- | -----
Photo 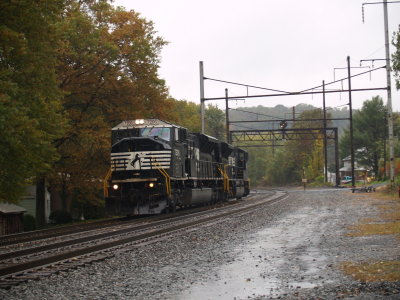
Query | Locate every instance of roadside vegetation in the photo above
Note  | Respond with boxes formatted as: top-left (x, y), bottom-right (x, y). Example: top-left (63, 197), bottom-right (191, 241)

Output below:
top-left (341, 184), bottom-right (400, 282)
top-left (0, 0), bottom-right (225, 222)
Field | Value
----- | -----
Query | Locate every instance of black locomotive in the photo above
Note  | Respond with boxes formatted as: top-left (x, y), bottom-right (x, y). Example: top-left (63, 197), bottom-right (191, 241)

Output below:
top-left (105, 119), bottom-right (249, 215)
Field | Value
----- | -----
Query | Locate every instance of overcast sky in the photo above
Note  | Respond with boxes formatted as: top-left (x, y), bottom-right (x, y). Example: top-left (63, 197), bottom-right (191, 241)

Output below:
top-left (114, 0), bottom-right (400, 112)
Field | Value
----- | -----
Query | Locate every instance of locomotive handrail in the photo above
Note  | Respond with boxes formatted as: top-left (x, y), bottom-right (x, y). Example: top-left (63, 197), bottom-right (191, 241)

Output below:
top-left (217, 165), bottom-right (230, 195)
top-left (224, 164), bottom-right (232, 196)
top-left (103, 168), bottom-right (112, 198)
top-left (153, 162), bottom-right (171, 197)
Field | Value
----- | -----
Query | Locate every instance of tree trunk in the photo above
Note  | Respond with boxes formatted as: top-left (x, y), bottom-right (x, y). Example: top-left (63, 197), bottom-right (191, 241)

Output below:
top-left (36, 176), bottom-right (46, 226)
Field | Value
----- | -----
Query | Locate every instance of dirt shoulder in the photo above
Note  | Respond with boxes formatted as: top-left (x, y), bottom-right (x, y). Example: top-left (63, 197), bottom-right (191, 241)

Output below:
top-left (280, 188), bottom-right (400, 299)
top-left (173, 188), bottom-right (400, 299)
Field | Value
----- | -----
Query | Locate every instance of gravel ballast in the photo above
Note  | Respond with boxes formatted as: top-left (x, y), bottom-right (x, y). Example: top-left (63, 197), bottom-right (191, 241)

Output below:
top-left (2, 188), bottom-right (399, 299)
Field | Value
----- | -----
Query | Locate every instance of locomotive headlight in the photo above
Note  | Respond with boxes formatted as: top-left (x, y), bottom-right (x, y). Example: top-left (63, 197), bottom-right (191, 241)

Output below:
top-left (148, 182), bottom-right (155, 188)
top-left (112, 184), bottom-right (119, 190)
top-left (135, 119), bottom-right (145, 125)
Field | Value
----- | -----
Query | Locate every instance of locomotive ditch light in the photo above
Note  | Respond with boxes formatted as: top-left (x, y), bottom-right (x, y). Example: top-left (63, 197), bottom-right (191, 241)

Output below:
top-left (112, 184), bottom-right (119, 190)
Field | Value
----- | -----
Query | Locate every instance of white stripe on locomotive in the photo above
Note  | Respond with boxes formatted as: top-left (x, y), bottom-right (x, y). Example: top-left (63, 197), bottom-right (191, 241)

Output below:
top-left (111, 150), bottom-right (172, 171)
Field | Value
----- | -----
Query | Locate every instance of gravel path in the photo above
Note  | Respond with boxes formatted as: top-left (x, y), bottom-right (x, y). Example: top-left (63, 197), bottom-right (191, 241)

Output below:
top-left (2, 188), bottom-right (399, 299)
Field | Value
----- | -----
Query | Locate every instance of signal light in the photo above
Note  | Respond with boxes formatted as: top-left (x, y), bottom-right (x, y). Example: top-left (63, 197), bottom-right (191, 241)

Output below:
top-left (148, 182), bottom-right (155, 188)
top-left (279, 120), bottom-right (287, 129)
top-left (112, 184), bottom-right (119, 190)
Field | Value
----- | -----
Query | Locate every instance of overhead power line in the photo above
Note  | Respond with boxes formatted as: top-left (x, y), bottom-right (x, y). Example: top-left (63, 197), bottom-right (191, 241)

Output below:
top-left (204, 77), bottom-right (292, 94)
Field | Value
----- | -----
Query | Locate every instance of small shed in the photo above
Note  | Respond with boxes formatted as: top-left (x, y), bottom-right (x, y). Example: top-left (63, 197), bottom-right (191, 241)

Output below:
top-left (0, 203), bottom-right (27, 235)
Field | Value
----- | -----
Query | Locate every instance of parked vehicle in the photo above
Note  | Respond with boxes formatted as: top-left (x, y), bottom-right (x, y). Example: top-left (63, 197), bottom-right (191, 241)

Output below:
top-left (341, 176), bottom-right (352, 184)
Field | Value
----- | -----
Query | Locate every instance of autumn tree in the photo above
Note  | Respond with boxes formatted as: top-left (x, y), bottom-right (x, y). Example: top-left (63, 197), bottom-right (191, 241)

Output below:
top-left (50, 1), bottom-right (169, 212)
top-left (164, 98), bottom-right (202, 132)
top-left (0, 0), bottom-right (66, 203)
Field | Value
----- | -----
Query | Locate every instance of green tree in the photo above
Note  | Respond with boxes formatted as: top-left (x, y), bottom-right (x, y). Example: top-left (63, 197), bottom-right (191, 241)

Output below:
top-left (0, 0), bottom-right (66, 203)
top-left (392, 25), bottom-right (400, 90)
top-left (246, 108), bottom-right (328, 186)
top-left (205, 104), bottom-right (225, 140)
top-left (164, 99), bottom-right (225, 138)
top-left (340, 96), bottom-right (386, 178)
top-left (164, 98), bottom-right (201, 132)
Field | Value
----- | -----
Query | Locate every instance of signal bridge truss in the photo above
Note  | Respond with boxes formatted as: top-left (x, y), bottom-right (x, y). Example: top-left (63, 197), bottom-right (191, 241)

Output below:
top-left (230, 127), bottom-right (340, 186)
top-left (230, 127), bottom-right (338, 147)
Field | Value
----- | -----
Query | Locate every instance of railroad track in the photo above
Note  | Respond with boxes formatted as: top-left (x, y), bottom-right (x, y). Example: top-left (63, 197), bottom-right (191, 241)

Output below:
top-left (0, 196), bottom-right (248, 248)
top-left (0, 189), bottom-right (286, 289)
top-left (0, 217), bottom-right (130, 247)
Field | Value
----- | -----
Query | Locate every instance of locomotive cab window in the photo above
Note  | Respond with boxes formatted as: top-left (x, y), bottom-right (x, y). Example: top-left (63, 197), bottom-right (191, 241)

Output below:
top-left (112, 128), bottom-right (140, 144)
top-left (112, 139), bottom-right (164, 152)
top-left (140, 127), bottom-right (171, 141)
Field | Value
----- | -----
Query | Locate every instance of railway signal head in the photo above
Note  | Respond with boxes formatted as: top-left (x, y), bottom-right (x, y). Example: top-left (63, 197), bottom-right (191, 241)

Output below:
top-left (279, 120), bottom-right (288, 129)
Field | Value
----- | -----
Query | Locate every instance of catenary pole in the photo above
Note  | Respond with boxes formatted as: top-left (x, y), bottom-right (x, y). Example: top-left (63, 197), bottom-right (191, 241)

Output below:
top-left (225, 88), bottom-right (231, 144)
top-left (323, 80), bottom-right (328, 182)
top-left (200, 61), bottom-right (205, 134)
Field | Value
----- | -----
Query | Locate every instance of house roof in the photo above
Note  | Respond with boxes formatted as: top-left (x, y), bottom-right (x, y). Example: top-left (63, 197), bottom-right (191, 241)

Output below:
top-left (0, 203), bottom-right (27, 214)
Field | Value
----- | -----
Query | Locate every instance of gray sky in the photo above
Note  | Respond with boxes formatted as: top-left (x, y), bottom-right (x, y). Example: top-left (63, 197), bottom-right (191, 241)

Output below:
top-left (114, 0), bottom-right (400, 112)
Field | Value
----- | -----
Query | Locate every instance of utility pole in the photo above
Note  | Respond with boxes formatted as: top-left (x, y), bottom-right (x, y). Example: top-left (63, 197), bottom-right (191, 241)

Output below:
top-left (383, 0), bottom-right (395, 184)
top-left (199, 61), bottom-right (205, 134)
top-left (347, 56), bottom-right (356, 187)
top-left (334, 128), bottom-right (340, 186)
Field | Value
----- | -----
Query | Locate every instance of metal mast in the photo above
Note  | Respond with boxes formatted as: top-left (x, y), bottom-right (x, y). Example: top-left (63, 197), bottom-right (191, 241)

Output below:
top-left (200, 61), bottom-right (205, 134)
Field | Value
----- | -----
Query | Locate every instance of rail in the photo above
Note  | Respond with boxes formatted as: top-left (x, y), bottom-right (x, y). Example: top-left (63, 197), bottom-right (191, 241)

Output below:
top-left (0, 190), bottom-right (286, 289)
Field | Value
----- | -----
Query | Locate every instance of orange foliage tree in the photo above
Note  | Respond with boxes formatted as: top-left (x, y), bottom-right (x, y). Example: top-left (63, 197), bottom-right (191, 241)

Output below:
top-left (50, 1), bottom-right (170, 212)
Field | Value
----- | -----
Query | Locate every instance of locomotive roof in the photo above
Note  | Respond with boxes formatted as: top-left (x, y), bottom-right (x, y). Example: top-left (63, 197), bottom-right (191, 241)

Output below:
top-left (112, 119), bottom-right (185, 130)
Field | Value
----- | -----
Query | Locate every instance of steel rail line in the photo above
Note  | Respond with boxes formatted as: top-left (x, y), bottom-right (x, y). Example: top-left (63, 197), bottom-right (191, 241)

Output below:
top-left (0, 190), bottom-right (286, 287)
top-left (0, 218), bottom-right (129, 247)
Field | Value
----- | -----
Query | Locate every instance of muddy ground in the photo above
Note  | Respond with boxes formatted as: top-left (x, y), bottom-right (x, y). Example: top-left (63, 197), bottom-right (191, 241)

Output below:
top-left (2, 188), bottom-right (400, 299)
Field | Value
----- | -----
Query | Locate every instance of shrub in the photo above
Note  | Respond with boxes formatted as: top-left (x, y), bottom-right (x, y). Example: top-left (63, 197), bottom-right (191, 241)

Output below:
top-left (23, 214), bottom-right (36, 231)
top-left (49, 210), bottom-right (72, 224)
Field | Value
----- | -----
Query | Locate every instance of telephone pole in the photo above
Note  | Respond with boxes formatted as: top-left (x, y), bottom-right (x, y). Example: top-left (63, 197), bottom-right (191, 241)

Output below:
top-left (383, 0), bottom-right (395, 183)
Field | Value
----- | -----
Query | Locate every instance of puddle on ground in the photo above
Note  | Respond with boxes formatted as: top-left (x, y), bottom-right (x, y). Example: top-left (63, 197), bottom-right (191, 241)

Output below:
top-left (176, 247), bottom-right (281, 300)
top-left (175, 210), bottom-right (335, 299)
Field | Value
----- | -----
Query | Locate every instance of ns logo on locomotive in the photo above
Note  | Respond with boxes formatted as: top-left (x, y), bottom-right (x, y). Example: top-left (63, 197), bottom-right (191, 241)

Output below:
top-left (105, 119), bottom-right (250, 215)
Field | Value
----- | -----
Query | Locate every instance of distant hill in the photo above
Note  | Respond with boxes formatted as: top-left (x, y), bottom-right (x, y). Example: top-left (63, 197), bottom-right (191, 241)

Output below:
top-left (229, 103), bottom-right (351, 136)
